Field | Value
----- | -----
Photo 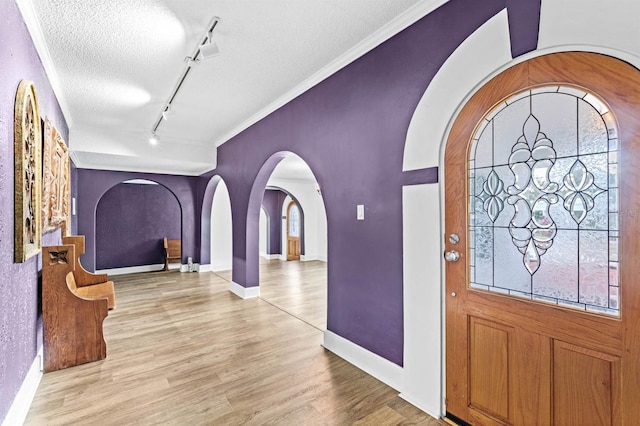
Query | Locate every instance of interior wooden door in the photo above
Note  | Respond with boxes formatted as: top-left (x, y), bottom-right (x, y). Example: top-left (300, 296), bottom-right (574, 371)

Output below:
top-left (444, 52), bottom-right (640, 425)
top-left (286, 201), bottom-right (301, 261)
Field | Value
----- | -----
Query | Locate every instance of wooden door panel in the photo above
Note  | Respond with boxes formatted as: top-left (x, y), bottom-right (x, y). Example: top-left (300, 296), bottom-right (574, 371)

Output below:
top-left (444, 52), bottom-right (640, 424)
top-left (553, 341), bottom-right (621, 426)
top-left (465, 292), bottom-right (622, 354)
top-left (509, 330), bottom-right (551, 425)
top-left (469, 317), bottom-right (511, 422)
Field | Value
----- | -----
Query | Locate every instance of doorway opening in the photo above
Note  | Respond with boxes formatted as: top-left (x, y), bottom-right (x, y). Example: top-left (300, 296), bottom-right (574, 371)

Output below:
top-left (95, 179), bottom-right (181, 273)
top-left (255, 153), bottom-right (328, 330)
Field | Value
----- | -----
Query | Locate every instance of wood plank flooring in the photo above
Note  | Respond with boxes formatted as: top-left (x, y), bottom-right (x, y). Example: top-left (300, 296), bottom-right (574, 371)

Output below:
top-left (258, 259), bottom-right (327, 331)
top-left (25, 262), bottom-right (445, 425)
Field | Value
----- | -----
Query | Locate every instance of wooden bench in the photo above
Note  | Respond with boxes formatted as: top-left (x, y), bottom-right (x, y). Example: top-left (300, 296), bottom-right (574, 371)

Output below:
top-left (42, 244), bottom-right (109, 372)
top-left (163, 237), bottom-right (181, 271)
top-left (67, 270), bottom-right (116, 309)
top-left (63, 235), bottom-right (116, 309)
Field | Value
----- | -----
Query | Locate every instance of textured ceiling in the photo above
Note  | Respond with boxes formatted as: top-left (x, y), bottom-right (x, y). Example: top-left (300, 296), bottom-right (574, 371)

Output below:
top-left (23, 0), bottom-right (445, 176)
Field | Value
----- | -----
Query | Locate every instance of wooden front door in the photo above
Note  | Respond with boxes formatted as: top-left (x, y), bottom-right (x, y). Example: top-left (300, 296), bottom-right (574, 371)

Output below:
top-left (286, 201), bottom-right (301, 261)
top-left (444, 52), bottom-right (640, 425)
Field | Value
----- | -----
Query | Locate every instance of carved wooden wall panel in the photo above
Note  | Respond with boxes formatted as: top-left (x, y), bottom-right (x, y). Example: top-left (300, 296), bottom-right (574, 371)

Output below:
top-left (14, 80), bottom-right (41, 262)
top-left (42, 117), bottom-right (70, 235)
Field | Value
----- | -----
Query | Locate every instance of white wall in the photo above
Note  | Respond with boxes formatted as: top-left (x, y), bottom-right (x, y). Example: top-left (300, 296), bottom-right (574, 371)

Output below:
top-left (210, 179), bottom-right (233, 272)
top-left (268, 177), bottom-right (328, 262)
top-left (259, 207), bottom-right (268, 257)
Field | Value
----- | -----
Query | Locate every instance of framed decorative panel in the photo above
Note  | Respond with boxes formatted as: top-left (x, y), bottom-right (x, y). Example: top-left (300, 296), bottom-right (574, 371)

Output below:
top-left (14, 80), bottom-right (42, 263)
top-left (42, 117), bottom-right (71, 235)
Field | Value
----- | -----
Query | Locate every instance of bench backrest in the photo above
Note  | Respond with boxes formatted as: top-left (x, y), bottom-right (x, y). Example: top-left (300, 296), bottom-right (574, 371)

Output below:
top-left (164, 238), bottom-right (181, 258)
top-left (66, 271), bottom-right (78, 291)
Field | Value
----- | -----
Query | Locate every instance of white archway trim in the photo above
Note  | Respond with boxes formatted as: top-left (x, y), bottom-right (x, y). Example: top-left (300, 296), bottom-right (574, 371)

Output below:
top-left (403, 10), bottom-right (511, 172)
top-left (229, 281), bottom-right (260, 299)
top-left (538, 1), bottom-right (640, 59)
top-left (281, 195), bottom-right (292, 261)
top-left (210, 179), bottom-right (233, 272)
top-left (400, 184), bottom-right (443, 417)
top-left (400, 11), bottom-right (512, 418)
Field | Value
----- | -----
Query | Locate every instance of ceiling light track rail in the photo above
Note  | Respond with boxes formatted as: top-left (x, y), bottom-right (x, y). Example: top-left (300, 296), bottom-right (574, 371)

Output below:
top-left (151, 16), bottom-right (221, 139)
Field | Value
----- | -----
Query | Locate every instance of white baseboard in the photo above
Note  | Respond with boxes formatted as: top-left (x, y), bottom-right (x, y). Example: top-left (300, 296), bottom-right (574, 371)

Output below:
top-left (96, 264), bottom-right (170, 276)
top-left (317, 255), bottom-right (328, 262)
top-left (228, 281), bottom-right (260, 299)
top-left (398, 392), bottom-right (442, 420)
top-left (211, 262), bottom-right (233, 272)
top-left (2, 347), bottom-right (43, 426)
top-left (199, 264), bottom-right (212, 272)
top-left (261, 254), bottom-right (280, 260)
top-left (322, 330), bottom-right (404, 392)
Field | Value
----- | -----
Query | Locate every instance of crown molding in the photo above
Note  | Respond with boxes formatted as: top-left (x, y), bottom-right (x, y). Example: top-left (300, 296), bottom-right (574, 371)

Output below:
top-left (15, 0), bottom-right (74, 128)
top-left (211, 0), bottom-right (449, 150)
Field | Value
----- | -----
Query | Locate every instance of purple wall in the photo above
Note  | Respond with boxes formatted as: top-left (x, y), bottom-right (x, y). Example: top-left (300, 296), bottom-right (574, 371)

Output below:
top-left (201, 0), bottom-right (540, 365)
top-left (71, 0), bottom-right (540, 369)
top-left (261, 189), bottom-right (285, 255)
top-left (0, 0), bottom-right (70, 421)
top-left (77, 169), bottom-right (198, 272)
top-left (96, 182), bottom-right (181, 270)
top-left (262, 188), bottom-right (305, 256)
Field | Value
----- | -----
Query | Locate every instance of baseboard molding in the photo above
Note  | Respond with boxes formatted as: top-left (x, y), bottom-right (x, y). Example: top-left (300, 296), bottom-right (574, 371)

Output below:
top-left (2, 347), bottom-right (43, 426)
top-left (211, 263), bottom-right (233, 272)
top-left (96, 264), bottom-right (170, 276)
top-left (322, 330), bottom-right (404, 392)
top-left (261, 254), bottom-right (280, 260)
top-left (198, 264), bottom-right (212, 272)
top-left (228, 281), bottom-right (260, 299)
top-left (398, 392), bottom-right (442, 420)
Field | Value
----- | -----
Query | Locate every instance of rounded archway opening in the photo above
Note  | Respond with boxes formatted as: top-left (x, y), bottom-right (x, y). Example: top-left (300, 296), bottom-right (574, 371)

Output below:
top-left (250, 152), bottom-right (328, 330)
top-left (201, 175), bottom-right (233, 279)
top-left (95, 179), bottom-right (182, 273)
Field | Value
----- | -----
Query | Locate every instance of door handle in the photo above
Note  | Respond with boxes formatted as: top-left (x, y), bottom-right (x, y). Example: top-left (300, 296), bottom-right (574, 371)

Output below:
top-left (444, 250), bottom-right (461, 262)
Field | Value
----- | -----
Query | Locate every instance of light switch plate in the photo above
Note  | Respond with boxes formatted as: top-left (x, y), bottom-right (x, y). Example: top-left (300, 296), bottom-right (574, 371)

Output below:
top-left (357, 204), bottom-right (364, 220)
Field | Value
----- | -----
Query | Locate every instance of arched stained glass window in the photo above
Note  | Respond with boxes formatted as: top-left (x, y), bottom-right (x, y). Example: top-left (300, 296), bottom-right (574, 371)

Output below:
top-left (469, 85), bottom-right (619, 316)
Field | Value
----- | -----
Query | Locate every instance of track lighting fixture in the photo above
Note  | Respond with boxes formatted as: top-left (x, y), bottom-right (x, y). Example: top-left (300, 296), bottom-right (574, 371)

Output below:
top-left (151, 16), bottom-right (221, 136)
top-left (162, 104), bottom-right (175, 120)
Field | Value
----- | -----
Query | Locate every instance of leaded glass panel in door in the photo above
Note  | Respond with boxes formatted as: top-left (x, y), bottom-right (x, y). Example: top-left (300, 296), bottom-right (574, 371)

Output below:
top-left (468, 86), bottom-right (619, 316)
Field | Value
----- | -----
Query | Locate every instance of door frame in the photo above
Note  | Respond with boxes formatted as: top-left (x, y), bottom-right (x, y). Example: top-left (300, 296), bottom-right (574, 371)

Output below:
top-left (441, 51), bottom-right (640, 424)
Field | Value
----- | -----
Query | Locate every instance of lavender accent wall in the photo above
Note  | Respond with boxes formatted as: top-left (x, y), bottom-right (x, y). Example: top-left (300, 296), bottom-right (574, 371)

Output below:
top-left (265, 187), bottom-right (306, 256)
top-left (261, 189), bottom-right (286, 255)
top-left (96, 183), bottom-right (181, 270)
top-left (0, 0), bottom-right (70, 421)
top-left (201, 0), bottom-right (540, 365)
top-left (77, 170), bottom-right (198, 272)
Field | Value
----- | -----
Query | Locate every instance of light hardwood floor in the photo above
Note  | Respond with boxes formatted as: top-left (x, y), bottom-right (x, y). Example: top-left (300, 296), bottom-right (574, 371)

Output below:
top-left (25, 262), bottom-right (444, 425)
top-left (258, 259), bottom-right (327, 331)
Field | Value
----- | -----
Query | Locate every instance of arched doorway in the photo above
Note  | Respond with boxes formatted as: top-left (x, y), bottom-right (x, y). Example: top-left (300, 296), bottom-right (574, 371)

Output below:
top-left (286, 201), bottom-right (301, 261)
top-left (200, 175), bottom-right (233, 283)
top-left (95, 179), bottom-right (181, 273)
top-left (444, 52), bottom-right (640, 424)
top-left (249, 152), bottom-right (328, 330)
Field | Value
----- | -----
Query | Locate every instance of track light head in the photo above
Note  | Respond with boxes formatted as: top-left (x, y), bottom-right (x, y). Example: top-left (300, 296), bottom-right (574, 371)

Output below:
top-left (149, 133), bottom-right (159, 145)
top-left (199, 41), bottom-right (220, 59)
